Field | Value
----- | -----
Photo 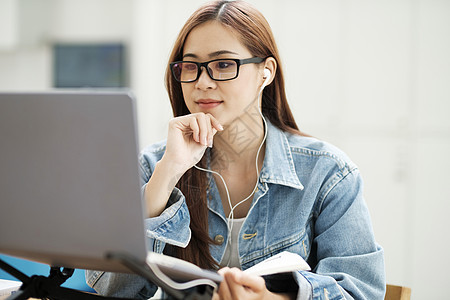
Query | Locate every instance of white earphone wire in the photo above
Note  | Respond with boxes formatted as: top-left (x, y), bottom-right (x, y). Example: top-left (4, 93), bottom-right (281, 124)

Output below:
top-left (194, 70), bottom-right (270, 264)
top-left (145, 70), bottom-right (270, 291)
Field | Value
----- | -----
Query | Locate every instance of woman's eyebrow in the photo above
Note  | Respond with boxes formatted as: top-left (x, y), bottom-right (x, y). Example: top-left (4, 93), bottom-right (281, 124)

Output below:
top-left (182, 50), bottom-right (239, 59)
top-left (208, 50), bottom-right (239, 57)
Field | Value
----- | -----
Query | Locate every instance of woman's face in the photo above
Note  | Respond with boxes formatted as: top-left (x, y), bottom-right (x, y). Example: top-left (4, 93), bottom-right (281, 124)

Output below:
top-left (181, 21), bottom-right (264, 126)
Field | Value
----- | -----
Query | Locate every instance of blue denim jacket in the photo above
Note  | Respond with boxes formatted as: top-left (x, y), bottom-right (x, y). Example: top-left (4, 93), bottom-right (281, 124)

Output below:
top-left (86, 121), bottom-right (385, 299)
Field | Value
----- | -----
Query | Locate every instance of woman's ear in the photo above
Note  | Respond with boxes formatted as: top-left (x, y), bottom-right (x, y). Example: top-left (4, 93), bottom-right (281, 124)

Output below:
top-left (262, 57), bottom-right (277, 86)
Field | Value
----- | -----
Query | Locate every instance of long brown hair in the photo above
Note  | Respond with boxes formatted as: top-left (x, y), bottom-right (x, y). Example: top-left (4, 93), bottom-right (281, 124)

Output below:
top-left (164, 0), bottom-right (302, 269)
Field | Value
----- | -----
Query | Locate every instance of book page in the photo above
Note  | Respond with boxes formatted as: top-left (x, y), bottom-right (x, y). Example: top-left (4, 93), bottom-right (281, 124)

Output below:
top-left (244, 251), bottom-right (310, 277)
top-left (145, 251), bottom-right (310, 284)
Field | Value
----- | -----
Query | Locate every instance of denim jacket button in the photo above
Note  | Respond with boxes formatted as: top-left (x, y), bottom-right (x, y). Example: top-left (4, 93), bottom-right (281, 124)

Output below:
top-left (214, 234), bottom-right (225, 245)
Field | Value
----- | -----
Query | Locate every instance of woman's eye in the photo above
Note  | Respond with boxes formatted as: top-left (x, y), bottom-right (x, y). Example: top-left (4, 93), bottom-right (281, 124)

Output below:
top-left (218, 62), bottom-right (230, 69)
top-left (217, 61), bottom-right (235, 69)
top-left (184, 64), bottom-right (197, 71)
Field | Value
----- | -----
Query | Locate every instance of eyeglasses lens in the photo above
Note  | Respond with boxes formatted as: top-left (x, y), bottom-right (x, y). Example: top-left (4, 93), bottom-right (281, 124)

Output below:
top-left (172, 62), bottom-right (196, 82)
top-left (209, 60), bottom-right (237, 80)
top-left (173, 60), bottom-right (238, 82)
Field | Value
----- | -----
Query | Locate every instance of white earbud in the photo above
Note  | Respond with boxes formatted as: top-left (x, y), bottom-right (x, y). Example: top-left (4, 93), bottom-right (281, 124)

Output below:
top-left (260, 68), bottom-right (271, 92)
top-left (263, 68), bottom-right (271, 80)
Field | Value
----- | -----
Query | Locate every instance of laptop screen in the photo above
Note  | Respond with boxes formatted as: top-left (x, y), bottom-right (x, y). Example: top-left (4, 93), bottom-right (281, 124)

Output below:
top-left (0, 91), bottom-right (148, 273)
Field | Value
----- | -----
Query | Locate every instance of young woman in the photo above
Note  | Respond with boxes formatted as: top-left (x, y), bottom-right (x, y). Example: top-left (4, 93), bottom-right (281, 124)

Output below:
top-left (87, 1), bottom-right (385, 299)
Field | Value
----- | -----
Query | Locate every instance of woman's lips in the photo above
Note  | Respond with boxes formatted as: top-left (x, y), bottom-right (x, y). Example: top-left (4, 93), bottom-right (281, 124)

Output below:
top-left (196, 99), bottom-right (223, 109)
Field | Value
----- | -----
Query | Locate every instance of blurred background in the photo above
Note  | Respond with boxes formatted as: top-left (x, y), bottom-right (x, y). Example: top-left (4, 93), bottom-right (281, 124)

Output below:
top-left (0, 0), bottom-right (449, 298)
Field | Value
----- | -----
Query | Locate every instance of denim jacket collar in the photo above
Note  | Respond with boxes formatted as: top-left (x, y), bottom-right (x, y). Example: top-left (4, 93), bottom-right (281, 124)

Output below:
top-left (260, 120), bottom-right (304, 190)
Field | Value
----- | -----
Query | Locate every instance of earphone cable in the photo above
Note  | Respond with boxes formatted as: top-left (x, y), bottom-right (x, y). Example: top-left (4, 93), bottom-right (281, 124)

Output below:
top-left (194, 77), bottom-right (269, 261)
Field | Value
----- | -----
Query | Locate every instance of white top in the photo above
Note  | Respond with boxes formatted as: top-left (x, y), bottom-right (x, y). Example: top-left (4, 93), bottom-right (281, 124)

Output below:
top-left (221, 217), bottom-right (245, 268)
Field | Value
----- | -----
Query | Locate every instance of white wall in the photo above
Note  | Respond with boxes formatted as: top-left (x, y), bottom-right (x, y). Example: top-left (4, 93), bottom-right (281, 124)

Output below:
top-left (0, 0), bottom-right (18, 50)
top-left (1, 0), bottom-right (449, 298)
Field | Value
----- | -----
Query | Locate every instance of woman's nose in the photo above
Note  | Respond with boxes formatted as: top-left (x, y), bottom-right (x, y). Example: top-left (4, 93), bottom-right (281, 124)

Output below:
top-left (195, 67), bottom-right (217, 90)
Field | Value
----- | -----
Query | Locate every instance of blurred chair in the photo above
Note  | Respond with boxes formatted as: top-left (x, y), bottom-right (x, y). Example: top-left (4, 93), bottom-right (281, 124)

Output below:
top-left (384, 284), bottom-right (411, 300)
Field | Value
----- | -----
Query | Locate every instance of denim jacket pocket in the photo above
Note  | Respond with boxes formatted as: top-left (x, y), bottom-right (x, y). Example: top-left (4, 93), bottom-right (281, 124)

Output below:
top-left (275, 228), bottom-right (312, 260)
top-left (242, 225), bottom-right (312, 269)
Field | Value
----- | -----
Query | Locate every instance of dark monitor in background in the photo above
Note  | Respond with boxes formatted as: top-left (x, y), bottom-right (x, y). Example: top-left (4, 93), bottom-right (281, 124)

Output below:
top-left (53, 44), bottom-right (127, 88)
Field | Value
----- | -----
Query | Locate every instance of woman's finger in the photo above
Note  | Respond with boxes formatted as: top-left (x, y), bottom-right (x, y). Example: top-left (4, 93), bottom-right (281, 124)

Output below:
top-left (217, 267), bottom-right (233, 300)
top-left (188, 116), bottom-right (200, 143)
top-left (195, 113), bottom-right (209, 146)
top-left (218, 277), bottom-right (233, 299)
top-left (232, 271), bottom-right (266, 292)
top-left (206, 113), bottom-right (222, 148)
top-left (224, 269), bottom-right (246, 299)
top-left (207, 113), bottom-right (224, 132)
top-left (204, 114), bottom-right (214, 147)
top-left (211, 292), bottom-right (220, 300)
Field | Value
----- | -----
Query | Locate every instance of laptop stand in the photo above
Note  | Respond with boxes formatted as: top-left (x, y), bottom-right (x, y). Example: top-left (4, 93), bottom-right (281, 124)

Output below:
top-left (0, 258), bottom-right (126, 300)
top-left (0, 256), bottom-right (214, 300)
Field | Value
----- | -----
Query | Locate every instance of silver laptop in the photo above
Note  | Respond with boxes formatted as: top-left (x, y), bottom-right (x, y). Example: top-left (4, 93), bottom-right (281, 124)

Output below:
top-left (0, 90), bottom-right (149, 273)
top-left (0, 90), bottom-right (223, 294)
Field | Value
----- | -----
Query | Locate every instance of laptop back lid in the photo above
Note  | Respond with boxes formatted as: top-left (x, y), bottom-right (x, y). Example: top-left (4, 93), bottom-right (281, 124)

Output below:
top-left (0, 91), bottom-right (147, 273)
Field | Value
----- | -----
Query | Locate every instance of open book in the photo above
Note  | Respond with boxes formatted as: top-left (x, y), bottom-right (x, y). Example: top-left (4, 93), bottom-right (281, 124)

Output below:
top-left (145, 251), bottom-right (310, 285)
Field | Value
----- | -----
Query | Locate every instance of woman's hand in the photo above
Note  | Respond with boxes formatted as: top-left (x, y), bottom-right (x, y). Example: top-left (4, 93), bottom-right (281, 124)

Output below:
top-left (144, 113), bottom-right (223, 218)
top-left (162, 112), bottom-right (223, 174)
top-left (212, 268), bottom-right (295, 300)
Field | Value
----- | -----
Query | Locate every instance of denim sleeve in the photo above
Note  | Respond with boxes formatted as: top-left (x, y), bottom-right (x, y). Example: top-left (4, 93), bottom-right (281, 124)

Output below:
top-left (293, 168), bottom-right (385, 300)
top-left (85, 270), bottom-right (157, 299)
top-left (139, 150), bottom-right (192, 251)
top-left (143, 184), bottom-right (191, 250)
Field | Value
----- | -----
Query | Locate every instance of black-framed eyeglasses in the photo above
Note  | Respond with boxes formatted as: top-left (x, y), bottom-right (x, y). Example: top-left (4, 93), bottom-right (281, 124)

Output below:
top-left (170, 57), bottom-right (265, 83)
